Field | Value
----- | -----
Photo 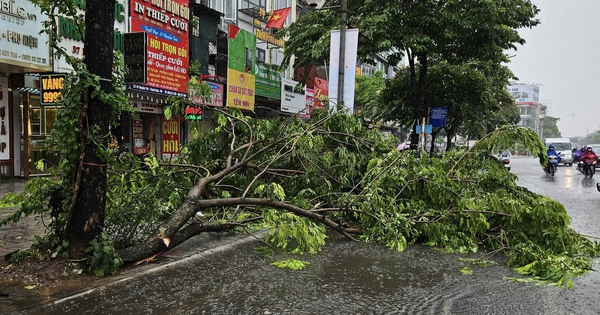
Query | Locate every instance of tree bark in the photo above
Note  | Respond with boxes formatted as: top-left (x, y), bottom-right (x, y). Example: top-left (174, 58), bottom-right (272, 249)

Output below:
top-left (66, 0), bottom-right (114, 258)
top-left (117, 196), bottom-right (362, 263)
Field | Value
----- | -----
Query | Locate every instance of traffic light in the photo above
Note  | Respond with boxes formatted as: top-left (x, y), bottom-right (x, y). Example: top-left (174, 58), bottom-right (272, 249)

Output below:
top-left (185, 106), bottom-right (202, 120)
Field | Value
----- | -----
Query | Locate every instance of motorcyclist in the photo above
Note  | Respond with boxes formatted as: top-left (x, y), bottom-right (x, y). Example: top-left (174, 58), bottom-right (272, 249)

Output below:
top-left (546, 144), bottom-right (561, 172)
top-left (547, 145), bottom-right (561, 161)
top-left (580, 146), bottom-right (598, 164)
top-left (572, 147), bottom-right (580, 163)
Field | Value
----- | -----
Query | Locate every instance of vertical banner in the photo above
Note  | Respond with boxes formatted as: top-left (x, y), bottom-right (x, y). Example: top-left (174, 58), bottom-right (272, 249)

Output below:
top-left (129, 0), bottom-right (190, 96)
top-left (314, 77), bottom-right (329, 111)
top-left (162, 117), bottom-right (180, 159)
top-left (133, 119), bottom-right (148, 155)
top-left (227, 25), bottom-right (256, 110)
top-left (305, 88), bottom-right (314, 119)
top-left (0, 77), bottom-right (9, 160)
top-left (328, 29), bottom-right (359, 113)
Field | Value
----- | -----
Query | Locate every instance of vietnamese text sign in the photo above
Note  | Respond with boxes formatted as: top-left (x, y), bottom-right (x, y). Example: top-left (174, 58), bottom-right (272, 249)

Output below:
top-left (0, 1), bottom-right (51, 71)
top-left (162, 117), bottom-right (180, 158)
top-left (189, 82), bottom-right (224, 107)
top-left (255, 63), bottom-right (281, 99)
top-left (40, 74), bottom-right (66, 105)
top-left (130, 0), bottom-right (190, 96)
top-left (430, 107), bottom-right (447, 128)
top-left (281, 78), bottom-right (307, 116)
top-left (0, 77), bottom-right (10, 160)
top-left (124, 32), bottom-right (148, 84)
top-left (54, 0), bottom-right (127, 72)
top-left (227, 25), bottom-right (256, 110)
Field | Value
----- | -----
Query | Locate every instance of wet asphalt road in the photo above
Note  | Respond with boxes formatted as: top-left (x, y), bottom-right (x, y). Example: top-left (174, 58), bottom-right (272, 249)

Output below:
top-left (512, 156), bottom-right (600, 238)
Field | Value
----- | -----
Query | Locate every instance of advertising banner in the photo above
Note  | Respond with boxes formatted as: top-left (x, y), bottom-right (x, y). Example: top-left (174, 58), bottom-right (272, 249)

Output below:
top-left (281, 78), bottom-right (308, 116)
top-left (189, 82), bottom-right (224, 107)
top-left (507, 84), bottom-right (540, 105)
top-left (0, 77), bottom-right (10, 161)
top-left (0, 1), bottom-right (51, 71)
top-left (314, 77), bottom-right (329, 111)
top-left (305, 88), bottom-right (314, 119)
top-left (162, 116), bottom-right (180, 159)
top-left (227, 25), bottom-right (256, 110)
top-left (255, 63), bottom-right (281, 99)
top-left (328, 29), bottom-right (359, 113)
top-left (130, 0), bottom-right (190, 96)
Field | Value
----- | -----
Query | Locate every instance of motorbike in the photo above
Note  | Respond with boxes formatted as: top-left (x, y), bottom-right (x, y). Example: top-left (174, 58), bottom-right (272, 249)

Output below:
top-left (501, 157), bottom-right (511, 171)
top-left (581, 160), bottom-right (597, 178)
top-left (546, 155), bottom-right (559, 176)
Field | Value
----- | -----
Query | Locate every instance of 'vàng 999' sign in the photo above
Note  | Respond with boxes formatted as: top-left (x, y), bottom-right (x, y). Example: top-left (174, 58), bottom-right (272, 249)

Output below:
top-left (40, 74), bottom-right (67, 105)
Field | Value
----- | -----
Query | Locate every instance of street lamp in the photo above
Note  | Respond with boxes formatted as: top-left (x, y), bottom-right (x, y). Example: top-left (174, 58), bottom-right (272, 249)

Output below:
top-left (310, 0), bottom-right (347, 111)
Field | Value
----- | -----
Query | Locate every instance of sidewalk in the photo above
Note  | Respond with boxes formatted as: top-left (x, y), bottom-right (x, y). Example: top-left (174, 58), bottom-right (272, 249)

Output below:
top-left (0, 179), bottom-right (48, 262)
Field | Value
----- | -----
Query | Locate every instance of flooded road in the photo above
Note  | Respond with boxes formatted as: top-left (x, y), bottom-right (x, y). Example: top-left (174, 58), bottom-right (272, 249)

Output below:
top-left (8, 157), bottom-right (600, 314)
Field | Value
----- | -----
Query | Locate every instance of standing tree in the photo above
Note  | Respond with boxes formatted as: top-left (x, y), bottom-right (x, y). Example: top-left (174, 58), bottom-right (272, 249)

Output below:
top-left (65, 0), bottom-right (115, 258)
top-left (279, 0), bottom-right (539, 149)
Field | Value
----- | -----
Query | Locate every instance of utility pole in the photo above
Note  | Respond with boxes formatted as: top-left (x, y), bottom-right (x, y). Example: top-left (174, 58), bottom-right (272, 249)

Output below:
top-left (337, 0), bottom-right (347, 111)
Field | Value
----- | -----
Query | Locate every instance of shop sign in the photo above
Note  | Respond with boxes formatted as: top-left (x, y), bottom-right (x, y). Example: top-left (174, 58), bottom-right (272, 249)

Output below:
top-left (189, 82), bottom-right (224, 107)
top-left (123, 32), bottom-right (147, 84)
top-left (227, 25), bottom-right (256, 110)
top-left (280, 78), bottom-right (308, 116)
top-left (133, 119), bottom-right (148, 155)
top-left (0, 1), bottom-right (51, 71)
top-left (54, 0), bottom-right (127, 73)
top-left (0, 77), bottom-right (10, 161)
top-left (40, 74), bottom-right (66, 105)
top-left (162, 116), bottom-right (180, 158)
top-left (184, 107), bottom-right (202, 120)
top-left (255, 63), bottom-right (281, 99)
top-left (130, 0), bottom-right (190, 97)
top-left (130, 101), bottom-right (163, 114)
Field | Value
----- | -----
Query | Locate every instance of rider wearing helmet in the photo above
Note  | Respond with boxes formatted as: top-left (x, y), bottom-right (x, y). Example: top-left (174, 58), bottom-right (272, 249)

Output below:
top-left (581, 146), bottom-right (598, 164)
top-left (547, 144), bottom-right (562, 166)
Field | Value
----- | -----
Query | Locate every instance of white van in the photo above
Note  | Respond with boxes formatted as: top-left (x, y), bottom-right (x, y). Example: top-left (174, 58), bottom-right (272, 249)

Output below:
top-left (544, 138), bottom-right (573, 166)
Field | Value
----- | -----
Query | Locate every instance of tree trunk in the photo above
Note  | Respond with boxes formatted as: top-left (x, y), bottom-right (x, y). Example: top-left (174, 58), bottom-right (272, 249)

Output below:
top-left (66, 0), bottom-right (114, 258)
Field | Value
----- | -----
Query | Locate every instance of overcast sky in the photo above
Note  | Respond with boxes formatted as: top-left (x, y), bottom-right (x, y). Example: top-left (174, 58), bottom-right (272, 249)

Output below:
top-left (507, 0), bottom-right (600, 138)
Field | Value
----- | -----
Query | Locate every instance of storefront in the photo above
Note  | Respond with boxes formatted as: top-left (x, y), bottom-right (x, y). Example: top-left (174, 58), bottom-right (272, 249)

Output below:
top-left (0, 0), bottom-right (53, 177)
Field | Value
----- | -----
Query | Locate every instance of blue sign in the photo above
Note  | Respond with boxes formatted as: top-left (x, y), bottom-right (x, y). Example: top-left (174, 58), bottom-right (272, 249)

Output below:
top-left (430, 107), bottom-right (447, 127)
top-left (416, 125), bottom-right (433, 134)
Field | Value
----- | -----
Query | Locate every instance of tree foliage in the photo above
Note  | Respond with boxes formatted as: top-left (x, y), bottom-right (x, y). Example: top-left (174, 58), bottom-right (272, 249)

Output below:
top-left (542, 116), bottom-right (562, 139)
top-left (279, 0), bottom-right (540, 148)
top-left (2, 0), bottom-right (597, 289)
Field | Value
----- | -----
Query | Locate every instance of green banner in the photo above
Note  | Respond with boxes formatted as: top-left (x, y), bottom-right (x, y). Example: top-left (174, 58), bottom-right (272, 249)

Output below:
top-left (255, 62), bottom-right (281, 99)
top-left (227, 26), bottom-right (257, 110)
top-left (228, 27), bottom-right (256, 73)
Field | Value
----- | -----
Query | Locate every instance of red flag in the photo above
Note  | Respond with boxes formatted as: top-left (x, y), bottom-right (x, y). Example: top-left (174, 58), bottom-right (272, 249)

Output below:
top-left (266, 7), bottom-right (291, 29)
top-left (228, 23), bottom-right (240, 39)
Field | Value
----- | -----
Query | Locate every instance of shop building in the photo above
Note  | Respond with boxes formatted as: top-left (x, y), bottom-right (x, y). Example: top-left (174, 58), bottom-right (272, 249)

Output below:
top-left (0, 1), bottom-right (53, 177)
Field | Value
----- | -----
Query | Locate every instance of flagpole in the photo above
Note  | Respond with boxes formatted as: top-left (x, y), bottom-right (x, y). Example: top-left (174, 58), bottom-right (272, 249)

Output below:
top-left (337, 0), bottom-right (347, 111)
